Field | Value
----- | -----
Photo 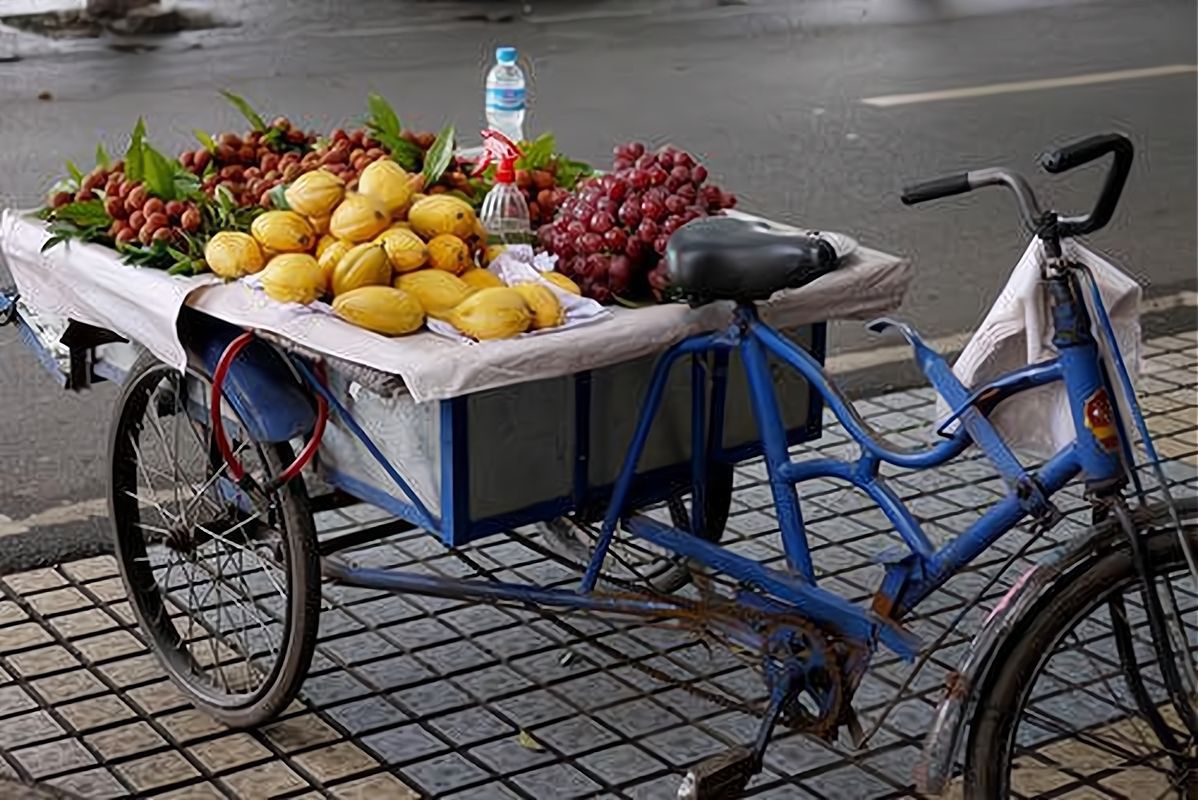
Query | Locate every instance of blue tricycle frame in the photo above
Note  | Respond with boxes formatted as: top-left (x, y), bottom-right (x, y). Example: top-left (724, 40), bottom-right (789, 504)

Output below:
top-left (3, 131), bottom-right (1194, 798)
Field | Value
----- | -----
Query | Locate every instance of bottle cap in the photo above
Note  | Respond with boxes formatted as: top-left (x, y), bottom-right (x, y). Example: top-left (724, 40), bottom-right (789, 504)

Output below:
top-left (474, 129), bottom-right (524, 184)
top-left (496, 46), bottom-right (518, 64)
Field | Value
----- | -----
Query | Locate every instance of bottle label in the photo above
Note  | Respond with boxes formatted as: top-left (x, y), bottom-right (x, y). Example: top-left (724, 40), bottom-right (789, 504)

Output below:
top-left (486, 86), bottom-right (526, 113)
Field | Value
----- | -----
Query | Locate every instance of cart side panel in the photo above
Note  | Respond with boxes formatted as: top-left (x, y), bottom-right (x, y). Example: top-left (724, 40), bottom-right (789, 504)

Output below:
top-left (464, 376), bottom-right (575, 524)
top-left (588, 324), bottom-right (818, 489)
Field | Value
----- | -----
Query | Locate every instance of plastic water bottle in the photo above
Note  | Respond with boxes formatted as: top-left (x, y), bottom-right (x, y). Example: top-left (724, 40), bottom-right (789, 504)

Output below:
top-left (485, 46), bottom-right (526, 144)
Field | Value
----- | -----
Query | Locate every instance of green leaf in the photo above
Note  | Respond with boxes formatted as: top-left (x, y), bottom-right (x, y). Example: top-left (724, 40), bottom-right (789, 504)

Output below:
top-left (215, 185), bottom-right (236, 215)
top-left (366, 92), bottom-right (402, 137)
top-left (219, 90), bottom-right (267, 132)
top-left (95, 143), bottom-right (110, 170)
top-left (193, 129), bottom-right (217, 153)
top-left (41, 235), bottom-right (67, 253)
top-left (375, 131), bottom-right (421, 172)
top-left (125, 117), bottom-right (146, 184)
top-left (517, 133), bottom-right (555, 171)
top-left (172, 170), bottom-right (203, 201)
top-left (141, 145), bottom-right (177, 201)
top-left (421, 123), bottom-right (455, 186)
top-left (555, 158), bottom-right (594, 191)
top-left (268, 183), bottom-right (290, 211)
top-left (65, 160), bottom-right (83, 184)
top-left (53, 200), bottom-right (110, 227)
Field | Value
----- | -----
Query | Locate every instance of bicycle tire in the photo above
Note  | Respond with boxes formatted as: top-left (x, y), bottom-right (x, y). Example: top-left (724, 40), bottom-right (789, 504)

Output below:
top-left (536, 459), bottom-right (734, 593)
top-left (108, 351), bottom-right (320, 728)
top-left (966, 519), bottom-right (1198, 798)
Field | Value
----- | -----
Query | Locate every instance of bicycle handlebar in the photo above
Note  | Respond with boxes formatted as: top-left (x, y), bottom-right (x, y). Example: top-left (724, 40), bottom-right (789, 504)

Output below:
top-left (1039, 133), bottom-right (1133, 237)
top-left (900, 132), bottom-right (1134, 239)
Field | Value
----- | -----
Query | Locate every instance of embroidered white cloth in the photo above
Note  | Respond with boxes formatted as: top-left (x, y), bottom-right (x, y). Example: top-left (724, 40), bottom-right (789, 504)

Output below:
top-left (3, 209), bottom-right (913, 403)
top-left (939, 237), bottom-right (1142, 459)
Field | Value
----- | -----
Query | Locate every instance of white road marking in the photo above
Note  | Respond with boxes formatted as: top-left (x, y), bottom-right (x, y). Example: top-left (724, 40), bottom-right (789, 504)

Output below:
top-left (0, 497), bottom-right (109, 538)
top-left (862, 64), bottom-right (1198, 107)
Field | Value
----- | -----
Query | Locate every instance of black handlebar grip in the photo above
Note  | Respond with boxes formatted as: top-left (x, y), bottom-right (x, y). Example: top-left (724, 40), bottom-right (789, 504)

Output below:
top-left (1039, 133), bottom-right (1132, 174)
top-left (900, 173), bottom-right (972, 206)
top-left (1040, 133), bottom-right (1134, 237)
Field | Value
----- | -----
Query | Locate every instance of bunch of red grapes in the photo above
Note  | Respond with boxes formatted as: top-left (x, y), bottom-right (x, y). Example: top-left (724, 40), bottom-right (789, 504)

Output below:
top-left (538, 142), bottom-right (736, 302)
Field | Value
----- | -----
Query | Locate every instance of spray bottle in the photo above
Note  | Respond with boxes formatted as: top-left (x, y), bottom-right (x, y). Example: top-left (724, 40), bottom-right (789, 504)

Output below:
top-left (474, 129), bottom-right (531, 245)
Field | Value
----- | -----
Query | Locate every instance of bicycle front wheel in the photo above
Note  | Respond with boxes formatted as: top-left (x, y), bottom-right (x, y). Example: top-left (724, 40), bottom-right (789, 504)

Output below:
top-left (967, 516), bottom-right (1198, 798)
top-left (108, 352), bottom-right (319, 728)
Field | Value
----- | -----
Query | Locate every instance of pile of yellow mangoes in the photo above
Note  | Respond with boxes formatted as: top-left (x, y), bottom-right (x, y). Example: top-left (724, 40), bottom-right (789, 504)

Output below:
top-left (202, 160), bottom-right (581, 339)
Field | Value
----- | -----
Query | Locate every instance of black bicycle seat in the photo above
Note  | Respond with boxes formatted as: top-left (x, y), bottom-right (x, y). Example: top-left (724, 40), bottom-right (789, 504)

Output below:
top-left (666, 216), bottom-right (838, 305)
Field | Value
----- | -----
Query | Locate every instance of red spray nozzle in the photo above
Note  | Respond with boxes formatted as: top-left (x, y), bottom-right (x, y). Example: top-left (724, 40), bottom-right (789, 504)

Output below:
top-left (473, 129), bottom-right (524, 183)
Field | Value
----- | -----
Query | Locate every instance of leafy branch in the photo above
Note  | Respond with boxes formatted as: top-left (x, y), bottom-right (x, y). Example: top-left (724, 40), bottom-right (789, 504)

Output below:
top-left (365, 92), bottom-right (423, 172)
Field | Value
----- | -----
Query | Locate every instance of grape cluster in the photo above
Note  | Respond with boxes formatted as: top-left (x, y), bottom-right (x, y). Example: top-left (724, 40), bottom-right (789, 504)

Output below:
top-left (538, 143), bottom-right (736, 302)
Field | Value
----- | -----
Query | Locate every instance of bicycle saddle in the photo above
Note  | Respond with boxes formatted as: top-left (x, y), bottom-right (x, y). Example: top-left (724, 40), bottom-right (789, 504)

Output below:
top-left (665, 216), bottom-right (838, 305)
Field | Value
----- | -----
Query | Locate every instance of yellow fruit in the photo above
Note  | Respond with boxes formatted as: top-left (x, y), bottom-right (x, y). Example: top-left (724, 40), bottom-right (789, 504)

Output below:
top-left (448, 287), bottom-right (531, 340)
top-left (251, 210), bottom-right (316, 253)
top-left (408, 195), bottom-right (477, 240)
top-left (284, 170), bottom-right (345, 218)
top-left (387, 220), bottom-right (411, 232)
top-left (333, 286), bottom-right (425, 336)
top-left (309, 214), bottom-right (330, 235)
top-left (427, 234), bottom-right (472, 275)
top-left (332, 243), bottom-right (391, 296)
top-left (395, 270), bottom-right (472, 318)
top-left (377, 228), bottom-right (428, 273)
top-left (259, 253), bottom-right (325, 305)
top-left (315, 234), bottom-right (339, 259)
top-left (513, 283), bottom-right (566, 329)
top-left (204, 232), bottom-right (264, 278)
top-left (330, 192), bottom-right (390, 243)
top-left (460, 269), bottom-right (503, 291)
top-left (542, 272), bottom-right (582, 296)
top-left (317, 239), bottom-right (354, 291)
top-left (482, 244), bottom-right (506, 266)
top-left (358, 159), bottom-right (413, 216)
top-left (467, 218), bottom-right (489, 253)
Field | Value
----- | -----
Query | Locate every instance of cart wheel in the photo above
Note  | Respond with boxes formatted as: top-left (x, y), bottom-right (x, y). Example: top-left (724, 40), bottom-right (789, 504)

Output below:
top-left (107, 351), bottom-right (319, 728)
top-left (535, 460), bottom-right (734, 594)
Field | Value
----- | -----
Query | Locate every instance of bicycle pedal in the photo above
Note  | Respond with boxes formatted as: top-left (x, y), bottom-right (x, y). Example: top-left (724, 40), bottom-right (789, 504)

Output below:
top-left (676, 746), bottom-right (756, 800)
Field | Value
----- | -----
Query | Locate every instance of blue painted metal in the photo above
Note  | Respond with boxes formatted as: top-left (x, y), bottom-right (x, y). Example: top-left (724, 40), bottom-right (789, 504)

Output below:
top-left (749, 321), bottom-right (972, 469)
top-left (625, 514), bottom-right (921, 658)
top-left (1047, 275), bottom-right (1123, 485)
top-left (779, 457), bottom-right (935, 561)
top-left (935, 359), bottom-right (1064, 437)
top-left (580, 333), bottom-right (724, 591)
top-left (439, 396), bottom-right (471, 547)
top-left (325, 558), bottom-right (690, 614)
top-left (1076, 264), bottom-right (1159, 487)
top-left (292, 358), bottom-right (439, 532)
top-left (324, 468), bottom-right (440, 532)
top-left (1, 293), bottom-right (69, 387)
top-left (895, 444), bottom-right (1082, 615)
top-left (188, 313), bottom-right (316, 444)
top-left (741, 314), bottom-right (814, 580)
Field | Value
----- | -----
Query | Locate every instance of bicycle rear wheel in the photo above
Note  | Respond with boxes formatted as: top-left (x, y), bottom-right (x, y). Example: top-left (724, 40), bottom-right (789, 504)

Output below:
top-left (108, 352), bottom-right (319, 728)
top-left (966, 517), bottom-right (1198, 798)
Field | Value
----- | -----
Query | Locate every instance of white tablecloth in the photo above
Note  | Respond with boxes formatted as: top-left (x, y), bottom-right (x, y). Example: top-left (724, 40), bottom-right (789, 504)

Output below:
top-left (2, 209), bottom-right (912, 402)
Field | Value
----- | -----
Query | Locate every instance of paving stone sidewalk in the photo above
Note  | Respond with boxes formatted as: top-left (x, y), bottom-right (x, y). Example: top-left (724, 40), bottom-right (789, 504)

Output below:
top-left (0, 332), bottom-right (1194, 800)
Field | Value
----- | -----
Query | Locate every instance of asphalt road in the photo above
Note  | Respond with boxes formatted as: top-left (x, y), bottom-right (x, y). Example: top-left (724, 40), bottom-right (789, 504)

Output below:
top-left (0, 0), bottom-right (1194, 563)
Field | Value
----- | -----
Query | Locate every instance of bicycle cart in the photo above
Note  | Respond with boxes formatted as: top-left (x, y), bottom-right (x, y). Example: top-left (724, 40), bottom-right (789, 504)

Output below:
top-left (1, 133), bottom-right (1194, 799)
